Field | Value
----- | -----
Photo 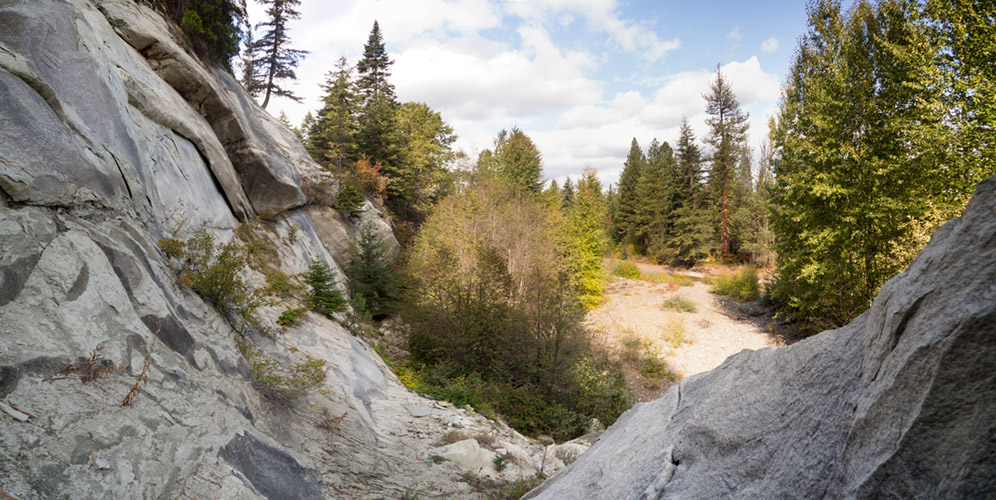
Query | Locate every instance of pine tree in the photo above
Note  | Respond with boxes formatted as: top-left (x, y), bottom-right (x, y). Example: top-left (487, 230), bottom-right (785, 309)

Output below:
top-left (310, 57), bottom-right (359, 174)
top-left (662, 118), bottom-right (714, 265)
top-left (356, 21), bottom-right (397, 104)
top-left (355, 22), bottom-right (400, 171)
top-left (303, 259), bottom-right (348, 317)
top-left (344, 223), bottom-right (397, 316)
top-left (637, 139), bottom-right (679, 261)
top-left (162, 0), bottom-right (246, 69)
top-left (255, 0), bottom-right (307, 108)
top-left (703, 65), bottom-right (750, 256)
top-left (770, 0), bottom-right (963, 328)
top-left (561, 177), bottom-right (575, 208)
top-left (239, 27), bottom-right (265, 97)
top-left (613, 138), bottom-right (646, 246)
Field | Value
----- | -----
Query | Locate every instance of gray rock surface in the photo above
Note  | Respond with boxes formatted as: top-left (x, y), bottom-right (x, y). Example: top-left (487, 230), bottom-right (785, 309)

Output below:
top-left (525, 176), bottom-right (996, 499)
top-left (0, 1), bottom-right (547, 499)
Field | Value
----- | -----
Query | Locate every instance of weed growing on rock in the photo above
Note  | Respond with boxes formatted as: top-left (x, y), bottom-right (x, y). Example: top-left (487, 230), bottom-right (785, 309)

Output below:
top-left (663, 295), bottom-right (697, 313)
top-left (236, 339), bottom-right (327, 402)
top-left (122, 340), bottom-right (155, 408)
top-left (400, 485), bottom-right (424, 500)
top-left (316, 412), bottom-right (347, 433)
top-left (49, 347), bottom-right (122, 384)
top-left (159, 228), bottom-right (267, 333)
top-left (277, 307), bottom-right (308, 327)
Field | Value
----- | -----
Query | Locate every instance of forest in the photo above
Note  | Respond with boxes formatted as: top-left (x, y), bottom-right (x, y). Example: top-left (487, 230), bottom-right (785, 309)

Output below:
top-left (150, 0), bottom-right (994, 439)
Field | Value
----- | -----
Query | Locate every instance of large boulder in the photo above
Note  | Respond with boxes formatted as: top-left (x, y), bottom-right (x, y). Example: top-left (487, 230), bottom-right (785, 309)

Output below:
top-left (525, 176), bottom-right (996, 499)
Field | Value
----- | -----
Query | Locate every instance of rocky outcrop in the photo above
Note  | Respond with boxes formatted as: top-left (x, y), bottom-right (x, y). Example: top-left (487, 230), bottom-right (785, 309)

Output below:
top-left (526, 176), bottom-right (996, 499)
top-left (0, 1), bottom-right (569, 498)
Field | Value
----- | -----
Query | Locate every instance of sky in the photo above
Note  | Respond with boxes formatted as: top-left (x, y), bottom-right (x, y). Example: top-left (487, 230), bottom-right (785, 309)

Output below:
top-left (247, 0), bottom-right (811, 187)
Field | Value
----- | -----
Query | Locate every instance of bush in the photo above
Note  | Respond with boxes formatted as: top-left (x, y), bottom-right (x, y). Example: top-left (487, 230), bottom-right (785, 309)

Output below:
top-left (709, 267), bottom-right (760, 301)
top-left (662, 295), bottom-right (697, 313)
top-left (277, 307), bottom-right (307, 327)
top-left (159, 228), bottom-right (265, 332)
top-left (237, 339), bottom-right (326, 402)
top-left (662, 316), bottom-right (688, 348)
top-left (613, 260), bottom-right (641, 279)
top-left (303, 259), bottom-right (348, 317)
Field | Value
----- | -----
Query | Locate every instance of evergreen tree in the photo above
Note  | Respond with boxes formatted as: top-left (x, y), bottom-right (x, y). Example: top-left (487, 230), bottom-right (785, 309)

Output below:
top-left (561, 177), bottom-right (575, 208)
top-left (703, 65), bottom-right (750, 256)
top-left (477, 128), bottom-right (544, 194)
top-left (562, 169), bottom-right (608, 308)
top-left (356, 21), bottom-right (397, 104)
top-left (255, 0), bottom-right (307, 108)
top-left (239, 27), bottom-right (265, 96)
top-left (662, 118), bottom-right (713, 265)
top-left (355, 22), bottom-right (400, 171)
top-left (303, 259), bottom-right (348, 317)
top-left (637, 139), bottom-right (679, 261)
top-left (344, 223), bottom-right (396, 316)
top-left (310, 57), bottom-right (359, 174)
top-left (154, 0), bottom-right (246, 69)
top-left (613, 138), bottom-right (646, 246)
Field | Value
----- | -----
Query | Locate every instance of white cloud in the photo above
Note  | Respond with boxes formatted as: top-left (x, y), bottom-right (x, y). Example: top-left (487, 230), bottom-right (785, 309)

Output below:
top-left (504, 0), bottom-right (680, 61)
top-left (726, 26), bottom-right (743, 40)
top-left (761, 36), bottom-right (780, 53)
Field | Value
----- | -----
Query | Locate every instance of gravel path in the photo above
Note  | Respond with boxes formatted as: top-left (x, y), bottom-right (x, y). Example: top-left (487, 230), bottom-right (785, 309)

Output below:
top-left (587, 273), bottom-right (779, 402)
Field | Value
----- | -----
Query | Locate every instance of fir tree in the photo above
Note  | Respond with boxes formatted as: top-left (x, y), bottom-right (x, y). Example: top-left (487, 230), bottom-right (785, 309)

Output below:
top-left (239, 27), bottom-right (265, 97)
top-left (310, 57), bottom-right (359, 174)
top-left (355, 22), bottom-right (400, 171)
top-left (637, 139), bottom-right (679, 261)
top-left (703, 65), bottom-right (750, 255)
top-left (255, 0), bottom-right (307, 108)
top-left (303, 259), bottom-right (348, 317)
top-left (344, 223), bottom-right (396, 316)
top-left (390, 102), bottom-right (458, 224)
top-left (613, 138), bottom-right (646, 246)
top-left (561, 177), bottom-right (575, 209)
top-left (356, 21), bottom-right (396, 104)
top-left (562, 169), bottom-right (608, 308)
top-left (662, 118), bottom-right (714, 265)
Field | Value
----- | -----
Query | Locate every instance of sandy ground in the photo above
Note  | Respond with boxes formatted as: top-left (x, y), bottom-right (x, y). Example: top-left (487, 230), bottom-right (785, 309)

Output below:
top-left (588, 267), bottom-right (781, 402)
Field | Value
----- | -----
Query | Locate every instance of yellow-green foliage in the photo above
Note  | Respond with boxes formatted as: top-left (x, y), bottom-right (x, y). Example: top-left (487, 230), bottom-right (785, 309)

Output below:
top-left (613, 261), bottom-right (640, 279)
top-left (662, 315), bottom-right (688, 348)
top-left (237, 339), bottom-right (326, 402)
top-left (159, 228), bottom-right (266, 332)
top-left (662, 295), bottom-right (697, 313)
top-left (709, 267), bottom-right (760, 301)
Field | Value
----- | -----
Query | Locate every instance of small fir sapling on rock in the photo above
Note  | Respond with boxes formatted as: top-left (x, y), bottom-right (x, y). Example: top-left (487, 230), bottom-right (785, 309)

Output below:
top-left (303, 259), bottom-right (348, 317)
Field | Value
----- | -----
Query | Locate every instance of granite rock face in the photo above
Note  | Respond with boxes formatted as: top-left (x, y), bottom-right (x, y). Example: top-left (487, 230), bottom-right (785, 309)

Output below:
top-left (525, 176), bottom-right (996, 499)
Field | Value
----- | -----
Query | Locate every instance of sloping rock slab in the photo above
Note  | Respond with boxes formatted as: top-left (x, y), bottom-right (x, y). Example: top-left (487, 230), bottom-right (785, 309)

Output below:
top-left (221, 432), bottom-right (323, 500)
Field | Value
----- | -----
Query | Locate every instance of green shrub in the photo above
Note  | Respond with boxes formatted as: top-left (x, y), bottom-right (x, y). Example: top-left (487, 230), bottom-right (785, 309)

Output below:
top-left (613, 260), bottom-right (640, 279)
top-left (662, 295), bottom-right (697, 312)
top-left (265, 270), bottom-right (304, 298)
top-left (640, 354), bottom-right (670, 380)
top-left (662, 316), bottom-right (688, 348)
top-left (237, 339), bottom-right (326, 402)
top-left (303, 259), bottom-right (348, 317)
top-left (159, 228), bottom-right (265, 332)
top-left (277, 307), bottom-right (307, 327)
top-left (710, 267), bottom-right (760, 301)
top-left (493, 453), bottom-right (510, 472)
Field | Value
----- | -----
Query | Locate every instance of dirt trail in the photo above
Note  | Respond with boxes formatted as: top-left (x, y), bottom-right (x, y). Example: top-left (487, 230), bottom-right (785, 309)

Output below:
top-left (588, 266), bottom-right (781, 402)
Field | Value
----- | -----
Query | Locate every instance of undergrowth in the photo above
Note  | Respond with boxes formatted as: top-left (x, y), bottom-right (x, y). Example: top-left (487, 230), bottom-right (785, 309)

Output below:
top-left (709, 266), bottom-right (760, 301)
top-left (237, 339), bottom-right (327, 402)
top-left (662, 295), bottom-right (697, 312)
